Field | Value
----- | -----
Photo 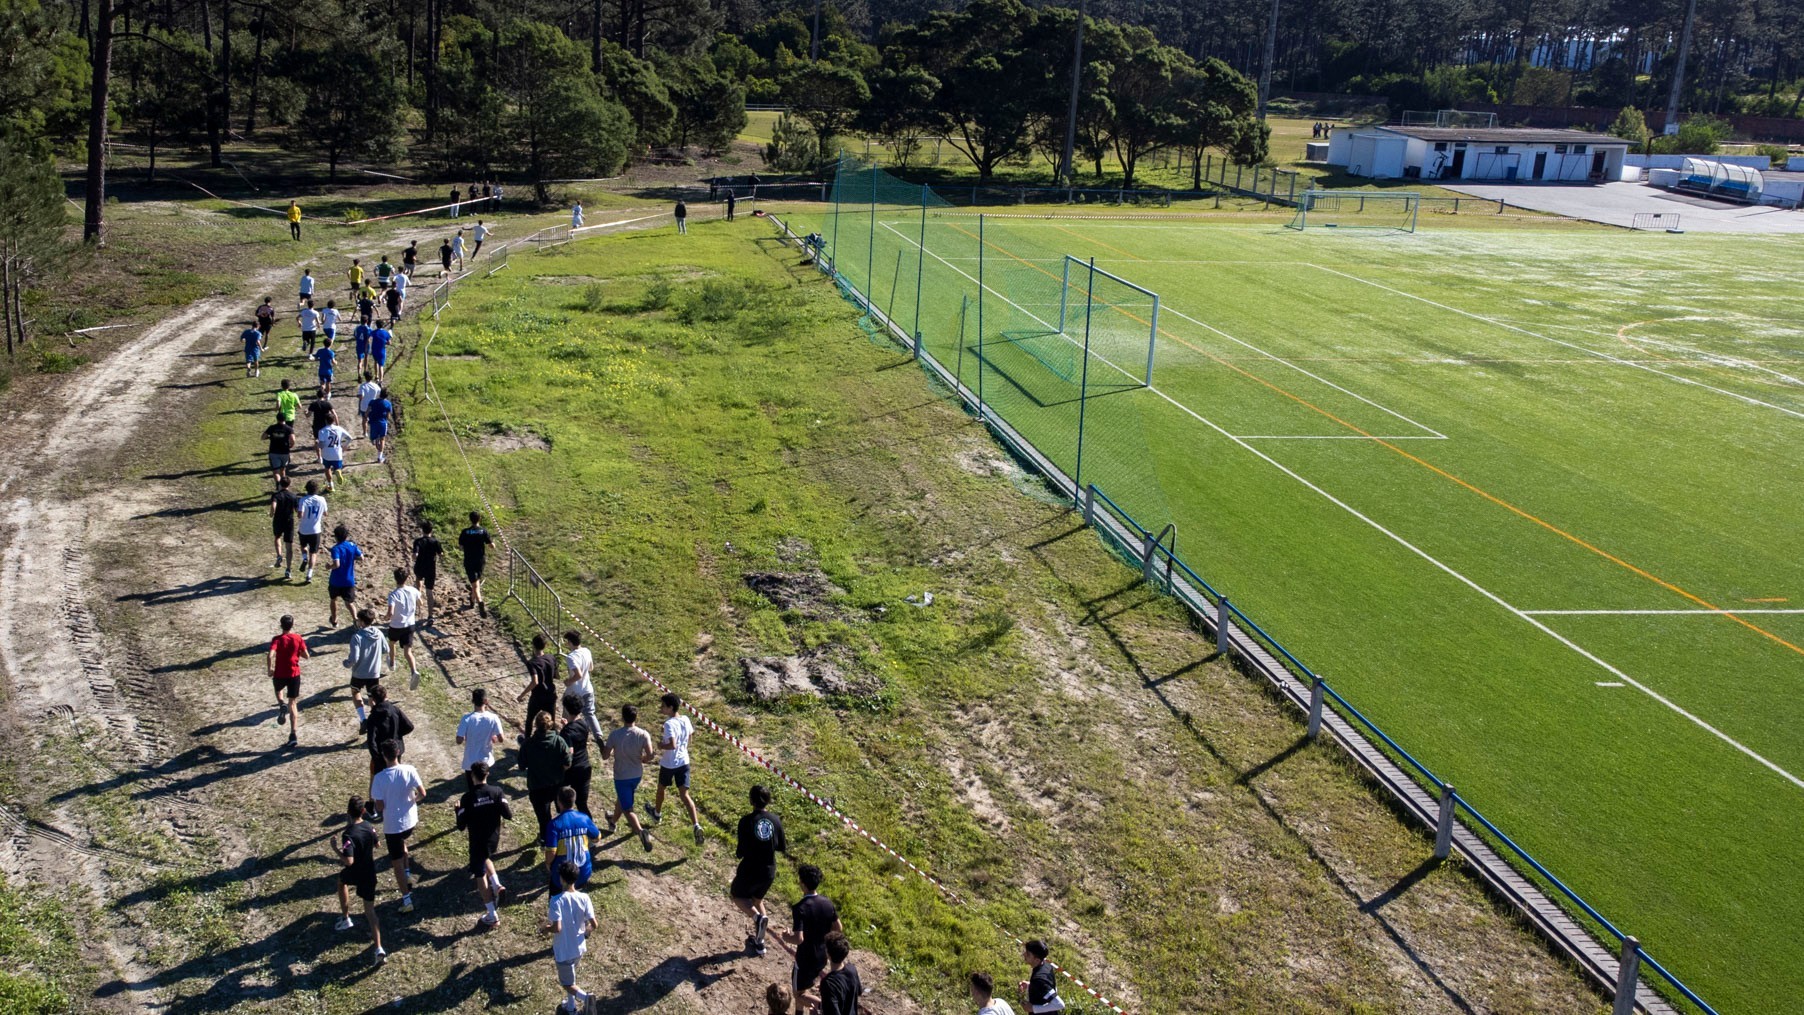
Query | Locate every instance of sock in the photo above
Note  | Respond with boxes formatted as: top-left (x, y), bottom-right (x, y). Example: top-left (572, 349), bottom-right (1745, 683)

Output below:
top-left (485, 901), bottom-right (497, 917)
top-left (488, 873), bottom-right (503, 894)
top-left (354, 706), bottom-right (367, 723)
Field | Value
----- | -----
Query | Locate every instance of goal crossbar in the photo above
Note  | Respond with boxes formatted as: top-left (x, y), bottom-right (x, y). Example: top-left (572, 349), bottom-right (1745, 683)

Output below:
top-left (1288, 190), bottom-right (1422, 232)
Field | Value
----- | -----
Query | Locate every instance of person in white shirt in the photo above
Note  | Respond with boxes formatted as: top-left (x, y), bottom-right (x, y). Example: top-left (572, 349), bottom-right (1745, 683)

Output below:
top-left (357, 372), bottom-right (383, 437)
top-left (571, 202), bottom-right (584, 230)
top-left (320, 300), bottom-right (340, 347)
top-left (562, 630), bottom-right (599, 735)
top-left (972, 972), bottom-right (1016, 1015)
top-left (368, 740), bottom-right (426, 912)
top-left (543, 860), bottom-right (598, 1013)
top-left (297, 480), bottom-right (328, 583)
top-left (647, 691), bottom-right (702, 844)
top-left (297, 303), bottom-right (322, 356)
top-left (450, 231), bottom-right (466, 271)
top-left (471, 221), bottom-right (490, 258)
top-left (456, 687), bottom-right (505, 784)
top-left (384, 568), bottom-right (424, 687)
top-left (317, 420), bottom-right (353, 491)
top-left (299, 269), bottom-right (315, 307)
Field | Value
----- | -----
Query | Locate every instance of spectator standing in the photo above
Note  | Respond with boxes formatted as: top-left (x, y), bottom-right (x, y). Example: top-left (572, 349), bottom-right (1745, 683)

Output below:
top-left (361, 683), bottom-right (414, 774)
top-left (542, 859), bottom-right (598, 1014)
top-left (648, 692), bottom-right (702, 844)
top-left (674, 199), bottom-right (688, 234)
top-left (559, 692), bottom-right (595, 817)
top-left (334, 796), bottom-right (386, 965)
top-left (521, 712), bottom-right (572, 842)
top-left (368, 739), bottom-right (426, 913)
top-left (343, 608), bottom-right (388, 725)
top-left (266, 614), bottom-right (309, 747)
top-left (384, 568), bottom-right (423, 686)
top-left (453, 760), bottom-right (513, 926)
top-left (780, 864), bottom-right (843, 1015)
top-left (726, 191), bottom-right (736, 220)
top-left (731, 784), bottom-right (786, 955)
top-left (412, 521), bottom-right (444, 621)
top-left (600, 703), bottom-right (656, 852)
top-left (1018, 941), bottom-right (1064, 1014)
top-left (288, 200), bottom-right (302, 240)
top-left (450, 186), bottom-right (461, 218)
top-left (456, 688), bottom-right (505, 787)
top-left (459, 511), bottom-right (493, 616)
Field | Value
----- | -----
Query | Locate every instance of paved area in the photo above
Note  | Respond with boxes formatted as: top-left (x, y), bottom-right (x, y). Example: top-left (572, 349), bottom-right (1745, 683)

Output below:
top-left (1441, 180), bottom-right (1804, 233)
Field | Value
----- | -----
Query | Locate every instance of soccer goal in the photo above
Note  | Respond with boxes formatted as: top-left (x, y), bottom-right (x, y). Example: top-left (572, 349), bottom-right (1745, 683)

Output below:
top-left (1401, 109), bottom-right (1499, 129)
top-left (984, 254), bottom-right (1160, 404)
top-left (1289, 190), bottom-right (1421, 232)
top-left (1631, 212), bottom-right (1684, 233)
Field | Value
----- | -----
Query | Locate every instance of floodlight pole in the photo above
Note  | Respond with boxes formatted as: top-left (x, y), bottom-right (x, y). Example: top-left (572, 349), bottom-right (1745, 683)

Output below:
top-left (1058, 0), bottom-right (1089, 188)
top-left (1257, 0), bottom-right (1281, 120)
top-left (1663, 0), bottom-right (1698, 134)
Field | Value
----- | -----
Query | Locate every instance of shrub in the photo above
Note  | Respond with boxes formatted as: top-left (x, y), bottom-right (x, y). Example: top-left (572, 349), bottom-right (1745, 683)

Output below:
top-left (678, 279), bottom-right (744, 323)
top-left (643, 277), bottom-right (673, 310)
top-left (581, 282), bottom-right (607, 312)
top-left (763, 112), bottom-right (820, 173)
top-left (1609, 106), bottom-right (1651, 148)
top-left (1651, 115), bottom-right (1732, 155)
top-left (1756, 143), bottom-right (1789, 168)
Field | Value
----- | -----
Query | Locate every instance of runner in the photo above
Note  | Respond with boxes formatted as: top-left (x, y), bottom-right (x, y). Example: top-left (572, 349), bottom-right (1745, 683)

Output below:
top-left (367, 739), bottom-right (425, 913)
top-left (361, 683), bottom-right (414, 775)
top-left (600, 704), bottom-right (656, 853)
top-left (453, 230), bottom-right (468, 272)
top-left (311, 336), bottom-right (337, 398)
top-left (370, 320), bottom-right (392, 385)
top-left (402, 240), bottom-right (418, 277)
top-left (299, 268), bottom-right (316, 307)
top-left (262, 410), bottom-right (294, 485)
top-left (384, 567), bottom-right (423, 687)
top-left (383, 281), bottom-right (402, 322)
top-left (375, 256), bottom-right (394, 289)
top-left (288, 200), bottom-right (303, 240)
top-left (333, 796), bottom-right (386, 965)
top-left (453, 760), bottom-right (512, 926)
top-left (648, 692), bottom-right (702, 844)
top-left (356, 285), bottom-right (376, 327)
top-left (493, 182), bottom-right (504, 206)
top-left (731, 784), bottom-right (787, 955)
top-left (347, 259), bottom-right (365, 295)
top-left (457, 688), bottom-right (505, 787)
top-left (571, 202), bottom-right (583, 229)
top-left (269, 475), bottom-right (299, 575)
top-left (972, 972), bottom-right (1015, 1015)
top-left (275, 377), bottom-right (299, 423)
top-left (543, 786), bottom-right (601, 893)
top-left (352, 320), bottom-right (373, 376)
top-left (356, 371), bottom-right (380, 437)
top-left (317, 415), bottom-right (352, 492)
top-left (542, 859), bottom-right (598, 1014)
top-left (1017, 941), bottom-right (1064, 1015)
top-left (297, 480), bottom-right (328, 583)
top-left (266, 614), bottom-right (308, 746)
top-left (458, 511), bottom-right (493, 616)
top-left (780, 865), bottom-right (843, 1014)
top-left (255, 297), bottom-right (277, 346)
top-left (438, 237), bottom-right (453, 278)
top-left (516, 632), bottom-right (560, 732)
top-left (308, 384), bottom-right (337, 465)
top-left (343, 608), bottom-right (388, 724)
top-left (521, 711), bottom-right (572, 842)
top-left (471, 220), bottom-right (489, 258)
top-left (390, 268), bottom-right (408, 317)
top-left (561, 630), bottom-right (599, 734)
top-left (450, 186), bottom-right (461, 219)
top-left (411, 521), bottom-right (444, 621)
top-left (242, 319), bottom-right (265, 378)
top-left (367, 387), bottom-right (394, 464)
top-left (327, 524), bottom-right (364, 626)
top-left (297, 301), bottom-right (321, 357)
top-left (321, 299), bottom-right (340, 349)
top-left (766, 985), bottom-right (792, 1015)
top-left (816, 934), bottom-right (863, 1015)
top-left (558, 692), bottom-right (594, 817)
top-left (675, 198), bottom-right (688, 235)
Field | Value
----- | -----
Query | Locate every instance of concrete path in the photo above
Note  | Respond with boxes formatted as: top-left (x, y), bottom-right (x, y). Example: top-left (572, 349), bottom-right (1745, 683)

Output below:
top-left (1441, 180), bottom-right (1804, 233)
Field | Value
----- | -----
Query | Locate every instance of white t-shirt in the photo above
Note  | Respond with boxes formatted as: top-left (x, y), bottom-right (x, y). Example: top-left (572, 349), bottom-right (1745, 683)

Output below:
top-left (300, 275), bottom-right (315, 295)
top-left (979, 1002), bottom-right (1017, 1015)
top-left (321, 306), bottom-right (340, 330)
top-left (298, 307), bottom-right (320, 331)
top-left (472, 224), bottom-right (488, 242)
top-left (369, 764), bottom-right (424, 834)
top-left (298, 494), bottom-right (328, 535)
top-left (451, 235), bottom-right (465, 255)
top-left (387, 585), bottom-right (422, 629)
top-left (457, 709), bottom-right (505, 770)
top-left (572, 206), bottom-right (583, 228)
top-left (547, 890), bottom-right (595, 963)
top-left (392, 272), bottom-right (409, 295)
top-left (565, 647), bottom-right (593, 681)
top-left (358, 380), bottom-right (382, 413)
top-left (660, 714), bottom-right (693, 769)
top-left (318, 424), bottom-right (351, 462)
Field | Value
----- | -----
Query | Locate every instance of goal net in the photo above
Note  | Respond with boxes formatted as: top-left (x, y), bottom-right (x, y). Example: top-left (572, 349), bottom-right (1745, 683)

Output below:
top-left (1631, 212), bottom-right (1683, 232)
top-left (1401, 109), bottom-right (1499, 129)
top-left (986, 253), bottom-right (1159, 405)
top-left (1288, 190), bottom-right (1421, 232)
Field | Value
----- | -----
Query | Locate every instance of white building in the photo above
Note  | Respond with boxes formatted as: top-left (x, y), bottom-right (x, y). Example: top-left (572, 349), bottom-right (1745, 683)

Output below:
top-left (1326, 126), bottom-right (1631, 183)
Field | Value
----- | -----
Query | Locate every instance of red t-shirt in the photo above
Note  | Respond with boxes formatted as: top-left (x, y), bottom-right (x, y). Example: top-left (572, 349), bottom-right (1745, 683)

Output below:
top-left (270, 632), bottom-right (307, 679)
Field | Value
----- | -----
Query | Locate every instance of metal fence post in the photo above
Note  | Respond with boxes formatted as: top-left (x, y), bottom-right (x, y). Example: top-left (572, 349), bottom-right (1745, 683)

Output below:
top-left (975, 214), bottom-right (986, 419)
top-left (914, 184), bottom-right (929, 341)
top-left (1141, 531), bottom-right (1157, 583)
top-left (867, 168), bottom-right (878, 305)
top-left (1612, 937), bottom-right (1641, 1015)
top-left (1082, 484), bottom-right (1095, 526)
top-left (1433, 784), bottom-right (1456, 859)
top-left (1306, 677), bottom-right (1325, 739)
top-left (1217, 597), bottom-right (1233, 657)
top-left (1072, 258), bottom-right (1095, 499)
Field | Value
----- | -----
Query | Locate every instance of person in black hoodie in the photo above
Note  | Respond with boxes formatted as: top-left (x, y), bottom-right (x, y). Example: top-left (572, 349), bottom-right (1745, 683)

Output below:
top-left (520, 711), bottom-right (571, 841)
top-left (1017, 940), bottom-right (1064, 1014)
top-left (559, 692), bottom-right (594, 817)
top-left (360, 683), bottom-right (414, 775)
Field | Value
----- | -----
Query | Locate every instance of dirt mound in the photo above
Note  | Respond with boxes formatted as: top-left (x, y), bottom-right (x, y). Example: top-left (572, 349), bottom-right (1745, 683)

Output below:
top-left (479, 429), bottom-right (550, 452)
top-left (742, 569), bottom-right (840, 615)
top-left (740, 648), bottom-right (864, 701)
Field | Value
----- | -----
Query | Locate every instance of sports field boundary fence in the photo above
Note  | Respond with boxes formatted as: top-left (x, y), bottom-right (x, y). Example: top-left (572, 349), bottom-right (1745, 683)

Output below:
top-left (407, 212), bottom-right (1133, 1015)
top-left (791, 156), bottom-right (1720, 1015)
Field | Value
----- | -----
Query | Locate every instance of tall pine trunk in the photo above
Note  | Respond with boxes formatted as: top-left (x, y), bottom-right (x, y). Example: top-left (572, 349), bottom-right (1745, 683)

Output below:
top-left (246, 9), bottom-right (266, 133)
top-left (82, 0), bottom-right (114, 245)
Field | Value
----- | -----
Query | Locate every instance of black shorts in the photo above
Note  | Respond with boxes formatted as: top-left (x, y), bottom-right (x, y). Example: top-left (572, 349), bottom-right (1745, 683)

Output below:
top-left (526, 689), bottom-right (559, 722)
top-left (385, 829), bottom-right (412, 859)
top-left (273, 519), bottom-right (294, 539)
top-left (793, 956), bottom-right (827, 995)
top-left (329, 584), bottom-right (356, 603)
top-left (729, 863), bottom-right (774, 901)
top-left (341, 869), bottom-right (377, 901)
top-left (657, 765), bottom-right (690, 789)
top-left (302, 330), bottom-right (317, 342)
top-left (414, 566), bottom-right (437, 590)
top-left (385, 625), bottom-right (414, 648)
top-left (299, 532), bottom-right (322, 553)
top-left (464, 562), bottom-right (485, 583)
top-left (350, 676), bottom-right (380, 691)
top-left (271, 675), bottom-right (300, 699)
top-left (468, 834), bottom-right (500, 874)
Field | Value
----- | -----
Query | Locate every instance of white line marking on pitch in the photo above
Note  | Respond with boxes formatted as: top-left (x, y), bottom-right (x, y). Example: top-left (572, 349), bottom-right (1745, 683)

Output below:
top-left (882, 225), bottom-right (1804, 790)
top-left (1308, 262), bottom-right (1804, 423)
top-left (1526, 608), bottom-right (1804, 615)
top-left (1596, 682), bottom-right (1625, 687)
top-left (1233, 435), bottom-right (1446, 440)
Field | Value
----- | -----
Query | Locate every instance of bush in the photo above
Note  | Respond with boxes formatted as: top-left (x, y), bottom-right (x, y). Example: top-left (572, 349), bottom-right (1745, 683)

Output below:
top-left (643, 277), bottom-right (673, 310)
top-left (678, 279), bottom-right (744, 323)
top-left (1609, 106), bottom-right (1651, 148)
top-left (581, 282), bottom-right (607, 312)
top-left (1650, 115), bottom-right (1733, 155)
top-left (1756, 143), bottom-right (1790, 168)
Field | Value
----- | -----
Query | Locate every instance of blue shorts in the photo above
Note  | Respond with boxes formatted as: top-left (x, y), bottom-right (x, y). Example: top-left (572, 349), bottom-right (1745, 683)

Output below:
top-left (373, 348), bottom-right (389, 366)
top-left (324, 459), bottom-right (345, 473)
top-left (319, 370), bottom-right (334, 384)
top-left (614, 777), bottom-right (641, 812)
top-left (355, 338), bottom-right (369, 358)
top-left (370, 421), bottom-right (389, 441)
top-left (244, 347), bottom-right (261, 363)
top-left (324, 327), bottom-right (337, 340)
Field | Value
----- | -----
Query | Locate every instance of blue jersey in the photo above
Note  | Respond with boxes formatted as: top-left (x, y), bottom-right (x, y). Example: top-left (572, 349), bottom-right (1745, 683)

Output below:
top-left (371, 328), bottom-right (392, 353)
top-left (316, 347), bottom-right (336, 378)
top-left (368, 399), bottom-right (392, 426)
top-left (328, 540), bottom-right (363, 588)
top-left (353, 324), bottom-right (372, 355)
top-left (544, 810), bottom-right (600, 883)
top-left (241, 328), bottom-right (262, 352)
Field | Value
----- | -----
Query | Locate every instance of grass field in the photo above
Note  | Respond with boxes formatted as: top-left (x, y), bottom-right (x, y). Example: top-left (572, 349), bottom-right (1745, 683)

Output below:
top-left (791, 197), bottom-right (1804, 1013)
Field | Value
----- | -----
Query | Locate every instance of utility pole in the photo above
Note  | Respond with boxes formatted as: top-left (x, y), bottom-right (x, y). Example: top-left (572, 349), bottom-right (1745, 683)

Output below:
top-left (1058, 0), bottom-right (1089, 187)
top-left (1257, 0), bottom-right (1280, 119)
top-left (1663, 0), bottom-right (1698, 134)
top-left (811, 0), bottom-right (821, 60)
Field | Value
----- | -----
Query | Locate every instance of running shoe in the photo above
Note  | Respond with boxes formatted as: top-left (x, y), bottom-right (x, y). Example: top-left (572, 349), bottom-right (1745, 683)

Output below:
top-left (693, 823), bottom-right (704, 845)
top-left (747, 934), bottom-right (766, 956)
top-left (399, 895), bottom-right (414, 913)
top-left (273, 555), bottom-right (283, 569)
top-left (640, 828), bottom-right (652, 853)
top-left (288, 733), bottom-right (297, 747)
top-left (479, 912), bottom-right (498, 927)
top-left (276, 708), bottom-right (286, 725)
top-left (408, 668), bottom-right (420, 691)
top-left (372, 946), bottom-right (387, 966)
top-left (754, 912), bottom-right (768, 944)
top-left (335, 915), bottom-right (354, 931)
top-left (645, 805), bottom-right (661, 824)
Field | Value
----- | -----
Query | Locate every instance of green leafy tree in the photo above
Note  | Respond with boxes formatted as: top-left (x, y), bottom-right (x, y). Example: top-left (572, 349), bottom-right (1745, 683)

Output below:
top-left (601, 40), bottom-right (677, 150)
top-left (762, 110), bottom-right (819, 172)
top-left (1609, 106), bottom-right (1652, 148)
top-left (287, 41), bottom-right (408, 181)
top-left (1510, 65), bottom-right (1572, 106)
top-left (1169, 56), bottom-right (1264, 189)
top-left (117, 30), bottom-right (210, 179)
top-left (498, 20), bottom-right (632, 200)
top-left (781, 60), bottom-right (869, 155)
top-left (0, 135), bottom-right (64, 357)
top-left (663, 55), bottom-right (747, 153)
top-left (856, 62), bottom-right (939, 170)
top-left (1096, 24), bottom-right (1190, 189)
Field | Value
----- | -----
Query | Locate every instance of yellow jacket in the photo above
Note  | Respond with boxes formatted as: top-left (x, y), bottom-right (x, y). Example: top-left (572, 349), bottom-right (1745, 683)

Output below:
top-left (287, 204), bottom-right (302, 223)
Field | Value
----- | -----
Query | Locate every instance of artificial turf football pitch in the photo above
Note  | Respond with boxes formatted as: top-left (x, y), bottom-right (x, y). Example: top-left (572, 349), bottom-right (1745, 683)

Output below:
top-left (797, 201), bottom-right (1804, 1012)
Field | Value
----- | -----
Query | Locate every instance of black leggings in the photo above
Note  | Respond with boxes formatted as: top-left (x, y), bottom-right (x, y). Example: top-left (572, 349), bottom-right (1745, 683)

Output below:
top-left (290, 221), bottom-right (301, 240)
top-left (530, 784), bottom-right (561, 841)
top-left (564, 766), bottom-right (592, 817)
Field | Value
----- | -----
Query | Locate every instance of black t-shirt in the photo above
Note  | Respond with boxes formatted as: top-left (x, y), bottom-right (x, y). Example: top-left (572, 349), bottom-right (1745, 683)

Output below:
top-left (341, 820), bottom-right (378, 879)
top-left (271, 489), bottom-right (300, 525)
top-left (358, 296), bottom-right (374, 315)
top-left (459, 526), bottom-right (492, 566)
top-left (255, 303), bottom-right (275, 323)
top-left (455, 783), bottom-right (512, 848)
top-left (404, 246), bottom-right (417, 267)
top-left (439, 243), bottom-right (453, 263)
top-left (818, 963), bottom-right (863, 1015)
top-left (263, 421), bottom-right (294, 455)
top-left (735, 809), bottom-right (786, 869)
top-left (412, 535), bottom-right (443, 574)
top-left (525, 653), bottom-right (559, 699)
top-left (1027, 963), bottom-right (1058, 1010)
top-left (674, 201), bottom-right (687, 219)
top-left (561, 717), bottom-right (593, 771)
top-left (792, 893), bottom-right (839, 964)
top-left (309, 398), bottom-right (335, 433)
top-left (362, 702), bottom-right (414, 755)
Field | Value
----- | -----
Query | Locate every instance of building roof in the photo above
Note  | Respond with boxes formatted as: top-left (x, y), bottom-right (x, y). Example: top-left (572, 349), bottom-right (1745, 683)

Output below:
top-left (1379, 125), bottom-right (1630, 146)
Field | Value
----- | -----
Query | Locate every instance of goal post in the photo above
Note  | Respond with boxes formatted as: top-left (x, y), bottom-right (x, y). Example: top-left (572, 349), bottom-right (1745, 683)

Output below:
top-left (1631, 212), bottom-right (1684, 233)
top-left (988, 253), bottom-right (1160, 392)
top-left (1289, 190), bottom-right (1422, 232)
top-left (1401, 109), bottom-right (1499, 129)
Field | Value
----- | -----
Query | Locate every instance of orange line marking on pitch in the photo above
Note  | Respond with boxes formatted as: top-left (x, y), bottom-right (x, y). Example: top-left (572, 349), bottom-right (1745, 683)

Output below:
top-left (950, 220), bottom-right (1804, 660)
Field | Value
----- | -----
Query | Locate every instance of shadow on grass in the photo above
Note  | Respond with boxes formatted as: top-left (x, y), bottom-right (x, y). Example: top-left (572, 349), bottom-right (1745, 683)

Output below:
top-left (590, 950), bottom-right (742, 1014)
